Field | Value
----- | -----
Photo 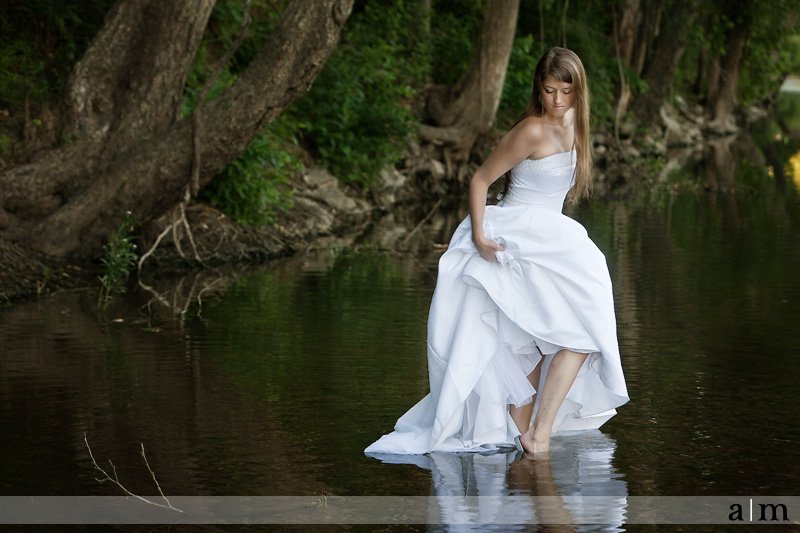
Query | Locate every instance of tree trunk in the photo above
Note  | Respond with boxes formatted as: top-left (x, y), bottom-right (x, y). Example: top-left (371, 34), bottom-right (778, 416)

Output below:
top-left (613, 0), bottom-right (641, 121)
top-left (632, 0), bottom-right (662, 77)
top-left (631, 0), bottom-right (697, 125)
top-left (0, 0), bottom-right (353, 260)
top-left (64, 0), bottom-right (216, 149)
top-left (708, 21), bottom-right (749, 133)
top-left (617, 0), bottom-right (641, 64)
top-left (425, 0), bottom-right (520, 162)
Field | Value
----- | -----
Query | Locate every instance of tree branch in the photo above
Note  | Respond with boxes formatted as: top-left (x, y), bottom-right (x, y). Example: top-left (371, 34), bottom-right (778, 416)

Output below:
top-left (84, 433), bottom-right (183, 513)
top-left (4, 0), bottom-right (354, 258)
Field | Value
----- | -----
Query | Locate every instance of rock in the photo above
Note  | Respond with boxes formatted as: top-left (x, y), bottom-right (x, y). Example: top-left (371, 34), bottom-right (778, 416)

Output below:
top-left (301, 167), bottom-right (359, 213)
top-left (406, 137), bottom-right (421, 156)
top-left (672, 96), bottom-right (706, 126)
top-left (289, 196), bottom-right (334, 234)
top-left (592, 132), bottom-right (608, 146)
top-left (660, 105), bottom-right (702, 147)
top-left (744, 105), bottom-right (768, 123)
top-left (372, 166), bottom-right (409, 208)
top-left (361, 213), bottom-right (409, 250)
top-left (430, 159), bottom-right (446, 180)
top-left (639, 130), bottom-right (666, 156)
top-left (673, 95), bottom-right (690, 116)
top-left (619, 118), bottom-right (636, 138)
top-left (706, 115), bottom-right (739, 135)
top-left (138, 166), bottom-right (373, 269)
top-left (379, 166), bottom-right (407, 190)
top-left (692, 105), bottom-right (705, 125)
top-left (623, 144), bottom-right (641, 159)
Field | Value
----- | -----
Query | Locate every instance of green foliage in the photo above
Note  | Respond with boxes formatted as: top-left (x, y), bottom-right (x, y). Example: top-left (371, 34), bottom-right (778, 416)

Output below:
top-left (0, 0), bottom-right (113, 108)
top-left (693, 0), bottom-right (800, 106)
top-left (2, 0), bottom-right (796, 213)
top-left (0, 133), bottom-right (10, 156)
top-left (497, 1), bottom-right (620, 128)
top-left (677, 0), bottom-right (799, 107)
top-left (777, 91), bottom-right (800, 133)
top-left (98, 212), bottom-right (138, 305)
top-left (429, 0), bottom-right (484, 85)
top-left (562, 2), bottom-right (617, 127)
top-left (207, 0), bottom-right (284, 74)
top-left (201, 117), bottom-right (300, 226)
top-left (625, 66), bottom-right (648, 96)
top-left (497, 35), bottom-right (538, 127)
top-left (0, 37), bottom-right (49, 105)
top-left (740, 33), bottom-right (800, 106)
top-left (186, 0), bottom-right (299, 226)
top-left (181, 0), bottom-right (285, 116)
top-left (290, 0), bottom-right (426, 185)
top-left (180, 43), bottom-right (238, 117)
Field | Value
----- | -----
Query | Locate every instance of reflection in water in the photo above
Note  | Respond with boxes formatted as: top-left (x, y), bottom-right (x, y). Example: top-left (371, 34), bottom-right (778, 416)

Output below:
top-left (368, 431), bottom-right (626, 529)
top-left (0, 123), bottom-right (799, 511)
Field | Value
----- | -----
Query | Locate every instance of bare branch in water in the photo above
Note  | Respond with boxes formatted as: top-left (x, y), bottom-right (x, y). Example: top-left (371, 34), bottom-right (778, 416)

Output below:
top-left (83, 432), bottom-right (183, 513)
top-left (140, 442), bottom-right (177, 511)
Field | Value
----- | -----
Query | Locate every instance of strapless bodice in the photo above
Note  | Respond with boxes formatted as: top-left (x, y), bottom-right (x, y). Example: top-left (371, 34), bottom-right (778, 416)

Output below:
top-left (501, 149), bottom-right (576, 211)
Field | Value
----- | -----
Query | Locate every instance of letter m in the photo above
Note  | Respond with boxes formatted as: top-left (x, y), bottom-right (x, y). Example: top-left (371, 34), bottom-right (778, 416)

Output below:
top-left (758, 503), bottom-right (788, 522)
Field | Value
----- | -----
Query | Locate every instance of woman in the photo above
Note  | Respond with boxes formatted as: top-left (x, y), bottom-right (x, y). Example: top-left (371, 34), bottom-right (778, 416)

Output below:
top-left (365, 47), bottom-right (629, 456)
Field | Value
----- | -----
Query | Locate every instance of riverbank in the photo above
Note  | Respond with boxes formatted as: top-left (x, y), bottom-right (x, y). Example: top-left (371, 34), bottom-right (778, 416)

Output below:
top-left (0, 100), bottom-right (786, 305)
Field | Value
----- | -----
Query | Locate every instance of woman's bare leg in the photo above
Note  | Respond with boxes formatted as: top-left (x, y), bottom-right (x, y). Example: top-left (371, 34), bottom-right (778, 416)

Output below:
top-left (520, 349), bottom-right (588, 454)
top-left (509, 358), bottom-right (542, 434)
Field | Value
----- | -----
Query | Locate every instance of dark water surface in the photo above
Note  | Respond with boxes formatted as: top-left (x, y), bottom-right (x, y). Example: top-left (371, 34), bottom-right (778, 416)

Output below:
top-left (1, 142), bottom-right (800, 529)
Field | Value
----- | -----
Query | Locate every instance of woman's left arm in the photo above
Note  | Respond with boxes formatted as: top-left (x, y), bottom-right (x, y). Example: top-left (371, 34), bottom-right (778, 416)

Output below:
top-left (469, 119), bottom-right (541, 262)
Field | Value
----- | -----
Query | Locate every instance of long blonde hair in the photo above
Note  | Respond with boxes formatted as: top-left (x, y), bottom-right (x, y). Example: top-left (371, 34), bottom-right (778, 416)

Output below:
top-left (511, 47), bottom-right (593, 203)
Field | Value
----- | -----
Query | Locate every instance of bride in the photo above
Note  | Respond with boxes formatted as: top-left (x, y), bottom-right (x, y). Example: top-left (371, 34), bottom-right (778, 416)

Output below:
top-left (365, 47), bottom-right (629, 456)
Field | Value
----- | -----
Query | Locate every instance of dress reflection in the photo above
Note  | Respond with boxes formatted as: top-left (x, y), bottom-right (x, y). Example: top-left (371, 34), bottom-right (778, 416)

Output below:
top-left (368, 430), bottom-right (627, 530)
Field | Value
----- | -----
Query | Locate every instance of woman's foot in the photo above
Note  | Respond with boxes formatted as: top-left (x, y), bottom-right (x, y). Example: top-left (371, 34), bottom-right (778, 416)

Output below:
top-left (519, 430), bottom-right (550, 455)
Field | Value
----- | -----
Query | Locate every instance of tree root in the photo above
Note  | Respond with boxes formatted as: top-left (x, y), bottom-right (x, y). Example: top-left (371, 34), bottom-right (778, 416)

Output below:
top-left (136, 2), bottom-right (252, 274)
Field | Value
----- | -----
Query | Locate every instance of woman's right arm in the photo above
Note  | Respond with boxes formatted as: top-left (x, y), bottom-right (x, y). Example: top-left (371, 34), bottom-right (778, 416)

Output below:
top-left (468, 118), bottom-right (542, 262)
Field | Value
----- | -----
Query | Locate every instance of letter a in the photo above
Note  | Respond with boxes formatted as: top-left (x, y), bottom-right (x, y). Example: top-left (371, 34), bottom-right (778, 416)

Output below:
top-left (729, 503), bottom-right (744, 521)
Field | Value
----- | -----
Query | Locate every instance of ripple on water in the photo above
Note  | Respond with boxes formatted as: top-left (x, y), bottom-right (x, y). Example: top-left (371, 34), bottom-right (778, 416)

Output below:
top-left (1, 188), bottom-right (800, 501)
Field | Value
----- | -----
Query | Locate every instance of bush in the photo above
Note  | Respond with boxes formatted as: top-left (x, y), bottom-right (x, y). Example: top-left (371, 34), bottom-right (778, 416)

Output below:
top-left (189, 0), bottom-right (299, 227)
top-left (0, 0), bottom-right (112, 109)
top-left (429, 0), bottom-right (483, 86)
top-left (497, 35), bottom-right (539, 127)
top-left (289, 0), bottom-right (428, 185)
top-left (98, 212), bottom-right (137, 305)
top-left (201, 116), bottom-right (301, 227)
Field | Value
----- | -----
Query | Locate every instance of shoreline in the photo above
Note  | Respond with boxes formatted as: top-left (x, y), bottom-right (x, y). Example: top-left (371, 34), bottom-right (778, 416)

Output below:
top-left (0, 104), bottom-right (790, 306)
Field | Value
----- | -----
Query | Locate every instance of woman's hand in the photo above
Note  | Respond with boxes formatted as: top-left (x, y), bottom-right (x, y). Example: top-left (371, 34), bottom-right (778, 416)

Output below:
top-left (473, 235), bottom-right (505, 262)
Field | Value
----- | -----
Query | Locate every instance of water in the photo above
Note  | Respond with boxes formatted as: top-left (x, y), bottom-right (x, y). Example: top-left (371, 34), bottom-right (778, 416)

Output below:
top-left (1, 133), bottom-right (799, 528)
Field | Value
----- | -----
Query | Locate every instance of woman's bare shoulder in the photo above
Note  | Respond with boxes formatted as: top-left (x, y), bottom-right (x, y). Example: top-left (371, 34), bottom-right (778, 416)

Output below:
top-left (498, 116), bottom-right (547, 159)
top-left (512, 116), bottom-right (547, 143)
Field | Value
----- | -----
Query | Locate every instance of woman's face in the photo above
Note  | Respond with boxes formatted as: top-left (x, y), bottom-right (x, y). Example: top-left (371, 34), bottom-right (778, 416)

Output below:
top-left (540, 75), bottom-right (574, 119)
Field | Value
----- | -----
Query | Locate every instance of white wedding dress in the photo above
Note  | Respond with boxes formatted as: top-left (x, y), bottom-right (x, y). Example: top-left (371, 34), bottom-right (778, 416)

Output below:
top-left (365, 150), bottom-right (629, 455)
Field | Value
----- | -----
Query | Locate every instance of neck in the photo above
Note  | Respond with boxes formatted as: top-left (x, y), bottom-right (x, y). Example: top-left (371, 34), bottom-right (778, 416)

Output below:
top-left (542, 111), bottom-right (565, 127)
top-left (543, 107), bottom-right (574, 128)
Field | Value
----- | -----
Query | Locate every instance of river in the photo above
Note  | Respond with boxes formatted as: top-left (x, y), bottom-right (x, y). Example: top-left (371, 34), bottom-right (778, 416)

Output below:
top-left (1, 104), bottom-right (799, 529)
